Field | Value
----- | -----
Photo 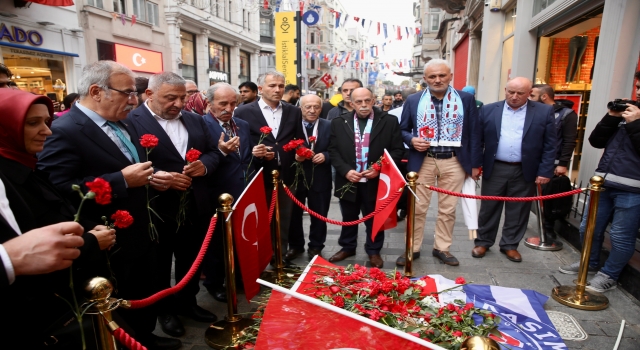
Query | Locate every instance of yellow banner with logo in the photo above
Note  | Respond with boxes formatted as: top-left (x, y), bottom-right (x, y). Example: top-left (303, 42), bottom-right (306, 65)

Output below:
top-left (275, 12), bottom-right (297, 85)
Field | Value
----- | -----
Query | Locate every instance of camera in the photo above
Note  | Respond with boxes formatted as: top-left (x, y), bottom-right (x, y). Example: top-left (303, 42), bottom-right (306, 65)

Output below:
top-left (607, 99), bottom-right (640, 112)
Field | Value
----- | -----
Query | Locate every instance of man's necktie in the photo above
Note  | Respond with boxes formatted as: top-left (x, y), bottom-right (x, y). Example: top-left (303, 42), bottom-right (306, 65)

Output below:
top-left (106, 121), bottom-right (140, 163)
top-left (222, 122), bottom-right (235, 138)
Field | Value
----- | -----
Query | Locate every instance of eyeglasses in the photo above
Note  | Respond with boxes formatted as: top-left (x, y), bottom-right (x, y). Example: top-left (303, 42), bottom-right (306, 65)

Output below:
top-left (107, 86), bottom-right (138, 99)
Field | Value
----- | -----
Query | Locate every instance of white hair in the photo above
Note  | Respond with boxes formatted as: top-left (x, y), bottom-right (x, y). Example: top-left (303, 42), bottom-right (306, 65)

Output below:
top-left (184, 79), bottom-right (197, 86)
top-left (77, 61), bottom-right (134, 98)
top-left (257, 71), bottom-right (285, 86)
top-left (423, 58), bottom-right (452, 72)
top-left (205, 82), bottom-right (238, 103)
top-left (148, 72), bottom-right (186, 92)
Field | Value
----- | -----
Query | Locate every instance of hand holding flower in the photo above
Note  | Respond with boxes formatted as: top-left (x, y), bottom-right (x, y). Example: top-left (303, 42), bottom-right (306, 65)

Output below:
top-left (150, 171), bottom-right (173, 191)
top-left (121, 161), bottom-right (154, 188)
top-left (89, 225), bottom-right (116, 250)
top-left (361, 168), bottom-right (379, 179)
top-left (184, 160), bottom-right (205, 177)
top-left (168, 172), bottom-right (192, 191)
top-left (311, 153), bottom-right (325, 164)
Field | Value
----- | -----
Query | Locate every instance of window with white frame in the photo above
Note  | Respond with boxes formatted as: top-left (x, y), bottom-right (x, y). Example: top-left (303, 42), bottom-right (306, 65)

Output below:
top-left (133, 0), bottom-right (159, 26)
top-left (113, 0), bottom-right (126, 14)
top-left (87, 0), bottom-right (104, 8)
top-left (427, 7), bottom-right (441, 33)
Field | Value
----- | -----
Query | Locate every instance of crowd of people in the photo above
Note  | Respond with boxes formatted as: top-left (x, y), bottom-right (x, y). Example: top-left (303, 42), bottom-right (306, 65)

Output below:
top-left (1, 58), bottom-right (640, 349)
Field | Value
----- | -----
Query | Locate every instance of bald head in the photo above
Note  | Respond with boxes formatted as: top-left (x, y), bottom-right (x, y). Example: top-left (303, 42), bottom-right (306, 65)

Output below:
top-left (505, 77), bottom-right (533, 109)
top-left (300, 94), bottom-right (322, 122)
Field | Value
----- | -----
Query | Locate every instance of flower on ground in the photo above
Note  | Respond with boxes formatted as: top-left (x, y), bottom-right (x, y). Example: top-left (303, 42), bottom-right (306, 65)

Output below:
top-left (455, 276), bottom-right (466, 284)
top-left (85, 178), bottom-right (112, 205)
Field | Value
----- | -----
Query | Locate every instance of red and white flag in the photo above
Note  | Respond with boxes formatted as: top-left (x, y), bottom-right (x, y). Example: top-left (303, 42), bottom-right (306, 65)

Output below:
top-left (232, 168), bottom-right (272, 301)
top-left (371, 149), bottom-right (406, 241)
top-left (320, 73), bottom-right (334, 88)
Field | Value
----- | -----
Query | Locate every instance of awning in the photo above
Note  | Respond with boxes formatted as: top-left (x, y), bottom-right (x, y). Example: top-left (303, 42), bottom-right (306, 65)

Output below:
top-left (0, 41), bottom-right (79, 57)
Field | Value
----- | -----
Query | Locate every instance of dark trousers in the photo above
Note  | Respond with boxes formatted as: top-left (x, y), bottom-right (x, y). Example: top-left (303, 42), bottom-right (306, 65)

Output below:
top-left (475, 162), bottom-right (535, 250)
top-left (566, 36), bottom-right (588, 82)
top-left (157, 215), bottom-right (209, 311)
top-left (289, 185), bottom-right (331, 251)
top-left (338, 183), bottom-right (384, 255)
top-left (397, 153), bottom-right (409, 212)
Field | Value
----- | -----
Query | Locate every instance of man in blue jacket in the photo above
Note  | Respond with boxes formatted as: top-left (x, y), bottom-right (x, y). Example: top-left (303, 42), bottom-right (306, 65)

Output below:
top-left (559, 71), bottom-right (640, 292)
top-left (397, 59), bottom-right (481, 267)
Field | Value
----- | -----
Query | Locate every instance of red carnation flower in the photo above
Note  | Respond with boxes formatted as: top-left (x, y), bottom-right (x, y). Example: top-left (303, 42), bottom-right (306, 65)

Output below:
top-left (85, 178), bottom-right (112, 205)
top-left (487, 313), bottom-right (496, 319)
top-left (111, 210), bottom-right (134, 228)
top-left (329, 285), bottom-right (341, 294)
top-left (452, 315), bottom-right (463, 323)
top-left (140, 134), bottom-right (159, 148)
top-left (332, 296), bottom-right (345, 308)
top-left (452, 331), bottom-right (463, 337)
top-left (447, 303), bottom-right (456, 312)
top-left (259, 126), bottom-right (272, 135)
top-left (371, 163), bottom-right (381, 171)
top-left (186, 148), bottom-right (202, 163)
top-left (308, 136), bottom-right (316, 143)
top-left (455, 276), bottom-right (466, 284)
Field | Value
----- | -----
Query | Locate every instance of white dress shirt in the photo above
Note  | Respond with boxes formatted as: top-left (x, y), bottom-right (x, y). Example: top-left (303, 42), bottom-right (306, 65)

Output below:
top-left (495, 102), bottom-right (527, 162)
top-left (0, 178), bottom-right (21, 285)
top-left (258, 98), bottom-right (283, 138)
top-left (144, 102), bottom-right (188, 159)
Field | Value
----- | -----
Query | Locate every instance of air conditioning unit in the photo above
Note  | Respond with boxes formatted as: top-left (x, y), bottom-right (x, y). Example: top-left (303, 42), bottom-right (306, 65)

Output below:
top-left (487, 0), bottom-right (502, 12)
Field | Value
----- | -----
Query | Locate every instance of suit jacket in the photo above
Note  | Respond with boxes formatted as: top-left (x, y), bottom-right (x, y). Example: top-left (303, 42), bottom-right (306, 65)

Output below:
top-left (127, 105), bottom-right (221, 218)
top-left (479, 100), bottom-right (557, 182)
top-left (400, 89), bottom-right (481, 175)
top-left (38, 104), bottom-right (154, 260)
top-left (203, 114), bottom-right (253, 200)
top-left (234, 100), bottom-right (303, 186)
top-left (298, 118), bottom-right (332, 192)
top-left (329, 109), bottom-right (405, 203)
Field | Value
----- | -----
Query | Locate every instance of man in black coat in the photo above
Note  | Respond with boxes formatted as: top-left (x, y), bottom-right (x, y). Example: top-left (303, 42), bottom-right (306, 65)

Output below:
top-left (328, 88), bottom-right (404, 268)
top-left (285, 95), bottom-right (333, 261)
top-left (127, 72), bottom-right (220, 337)
top-left (234, 71), bottom-right (303, 255)
top-left (38, 61), bottom-right (180, 350)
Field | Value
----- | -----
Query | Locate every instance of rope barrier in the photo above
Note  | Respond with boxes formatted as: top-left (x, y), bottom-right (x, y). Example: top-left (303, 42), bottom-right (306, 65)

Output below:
top-left (283, 184), bottom-right (402, 226)
top-left (268, 188), bottom-right (277, 224)
top-left (112, 328), bottom-right (147, 350)
top-left (125, 214), bottom-right (217, 309)
top-left (424, 185), bottom-right (585, 202)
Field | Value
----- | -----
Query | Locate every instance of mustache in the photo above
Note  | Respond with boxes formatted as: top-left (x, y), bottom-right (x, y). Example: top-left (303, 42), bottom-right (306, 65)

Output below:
top-left (123, 105), bottom-right (134, 112)
top-left (220, 110), bottom-right (230, 115)
top-left (359, 107), bottom-right (369, 111)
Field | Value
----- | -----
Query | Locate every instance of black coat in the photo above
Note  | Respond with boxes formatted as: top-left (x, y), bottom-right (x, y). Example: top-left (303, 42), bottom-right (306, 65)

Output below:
top-left (234, 100), bottom-right (303, 187)
top-left (297, 118), bottom-right (332, 192)
top-left (329, 109), bottom-right (405, 203)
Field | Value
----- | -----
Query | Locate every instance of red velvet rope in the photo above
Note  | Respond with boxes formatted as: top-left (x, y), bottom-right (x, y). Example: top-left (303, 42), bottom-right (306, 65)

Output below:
top-left (113, 328), bottom-right (148, 350)
top-left (425, 185), bottom-right (585, 201)
top-left (283, 185), bottom-right (402, 226)
top-left (127, 214), bottom-right (218, 309)
top-left (268, 188), bottom-right (277, 224)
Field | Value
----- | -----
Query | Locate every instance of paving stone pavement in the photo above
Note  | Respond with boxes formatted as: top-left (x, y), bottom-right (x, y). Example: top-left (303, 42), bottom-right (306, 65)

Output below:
top-left (155, 196), bottom-right (640, 349)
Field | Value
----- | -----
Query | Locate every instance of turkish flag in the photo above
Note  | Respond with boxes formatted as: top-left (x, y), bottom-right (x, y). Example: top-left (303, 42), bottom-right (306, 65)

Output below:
top-left (371, 149), bottom-right (406, 241)
top-left (320, 73), bottom-right (334, 88)
top-left (29, 0), bottom-right (74, 5)
top-left (232, 168), bottom-right (272, 302)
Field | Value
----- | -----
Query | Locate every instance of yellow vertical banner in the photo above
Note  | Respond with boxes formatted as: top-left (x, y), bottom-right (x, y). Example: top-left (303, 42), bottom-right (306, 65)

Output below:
top-left (275, 12), bottom-right (297, 85)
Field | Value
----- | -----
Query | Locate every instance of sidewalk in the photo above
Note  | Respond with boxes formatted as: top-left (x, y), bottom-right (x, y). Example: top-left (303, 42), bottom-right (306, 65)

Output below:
top-left (158, 196), bottom-right (640, 350)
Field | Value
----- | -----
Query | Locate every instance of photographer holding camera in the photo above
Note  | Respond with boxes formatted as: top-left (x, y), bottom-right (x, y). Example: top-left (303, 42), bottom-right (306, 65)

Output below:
top-left (558, 71), bottom-right (640, 292)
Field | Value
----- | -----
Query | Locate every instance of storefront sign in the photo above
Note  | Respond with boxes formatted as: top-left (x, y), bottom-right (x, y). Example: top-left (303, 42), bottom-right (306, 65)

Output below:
top-left (0, 23), bottom-right (43, 46)
top-left (275, 12), bottom-right (297, 85)
top-left (114, 44), bottom-right (163, 74)
top-left (3, 47), bottom-right (56, 59)
top-left (208, 70), bottom-right (229, 83)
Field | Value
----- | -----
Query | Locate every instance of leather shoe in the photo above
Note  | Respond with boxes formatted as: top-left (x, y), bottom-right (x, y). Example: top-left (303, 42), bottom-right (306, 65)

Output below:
top-left (177, 304), bottom-right (217, 323)
top-left (500, 248), bottom-right (522, 262)
top-left (207, 286), bottom-right (227, 303)
top-left (307, 248), bottom-right (323, 259)
top-left (140, 334), bottom-right (182, 350)
top-left (369, 254), bottom-right (384, 268)
top-left (284, 248), bottom-right (305, 261)
top-left (157, 314), bottom-right (185, 337)
top-left (471, 246), bottom-right (488, 258)
top-left (432, 249), bottom-right (459, 266)
top-left (395, 251), bottom-right (421, 266)
top-left (328, 250), bottom-right (355, 263)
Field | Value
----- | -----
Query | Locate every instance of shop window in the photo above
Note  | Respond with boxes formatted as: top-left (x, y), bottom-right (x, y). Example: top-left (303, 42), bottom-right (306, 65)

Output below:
top-left (87, 0), bottom-right (104, 9)
top-left (133, 0), bottom-right (159, 26)
top-left (239, 51), bottom-right (251, 83)
top-left (97, 40), bottom-right (115, 60)
top-left (208, 41), bottom-right (229, 73)
top-left (533, 0), bottom-right (557, 17)
top-left (113, 0), bottom-right (126, 14)
top-left (180, 31), bottom-right (196, 83)
top-left (2, 51), bottom-right (66, 102)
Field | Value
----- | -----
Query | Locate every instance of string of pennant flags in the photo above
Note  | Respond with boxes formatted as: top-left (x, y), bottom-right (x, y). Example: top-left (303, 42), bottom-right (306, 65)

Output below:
top-left (303, 49), bottom-right (418, 73)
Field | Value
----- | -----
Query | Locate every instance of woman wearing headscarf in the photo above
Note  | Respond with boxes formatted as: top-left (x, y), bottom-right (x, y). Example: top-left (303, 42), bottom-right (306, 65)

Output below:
top-left (0, 89), bottom-right (115, 349)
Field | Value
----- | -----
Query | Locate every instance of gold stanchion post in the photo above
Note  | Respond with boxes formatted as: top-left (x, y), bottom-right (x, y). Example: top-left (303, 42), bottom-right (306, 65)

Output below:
top-left (551, 176), bottom-right (609, 310)
top-left (205, 194), bottom-right (253, 349)
top-left (84, 277), bottom-right (119, 350)
top-left (271, 170), bottom-right (285, 277)
top-left (405, 172), bottom-right (419, 277)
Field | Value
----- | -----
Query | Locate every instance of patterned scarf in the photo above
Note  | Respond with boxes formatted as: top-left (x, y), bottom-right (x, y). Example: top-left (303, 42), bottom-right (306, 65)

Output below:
top-left (354, 112), bottom-right (373, 178)
top-left (416, 86), bottom-right (464, 147)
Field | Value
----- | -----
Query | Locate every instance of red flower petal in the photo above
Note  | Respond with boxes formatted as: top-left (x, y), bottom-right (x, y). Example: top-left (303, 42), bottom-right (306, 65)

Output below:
top-left (85, 178), bottom-right (112, 205)
top-left (140, 134), bottom-right (159, 148)
top-left (185, 148), bottom-right (202, 163)
top-left (110, 210), bottom-right (134, 228)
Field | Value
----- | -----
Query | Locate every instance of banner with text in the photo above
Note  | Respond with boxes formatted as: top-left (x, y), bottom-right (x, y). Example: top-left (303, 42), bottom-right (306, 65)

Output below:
top-left (275, 11), bottom-right (297, 85)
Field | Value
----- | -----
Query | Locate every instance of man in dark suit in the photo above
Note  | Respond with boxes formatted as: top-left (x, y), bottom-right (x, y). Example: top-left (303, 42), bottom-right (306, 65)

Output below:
top-left (286, 95), bottom-right (332, 261)
top-left (472, 77), bottom-right (556, 262)
top-left (127, 72), bottom-right (220, 337)
top-left (201, 82), bottom-right (253, 302)
top-left (328, 88), bottom-right (404, 268)
top-left (397, 60), bottom-right (481, 267)
top-left (38, 61), bottom-right (180, 350)
top-left (234, 71), bottom-right (303, 256)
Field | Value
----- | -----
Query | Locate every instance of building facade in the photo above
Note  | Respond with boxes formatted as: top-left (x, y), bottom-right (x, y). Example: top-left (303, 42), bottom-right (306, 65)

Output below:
top-left (0, 2), bottom-right (85, 101)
